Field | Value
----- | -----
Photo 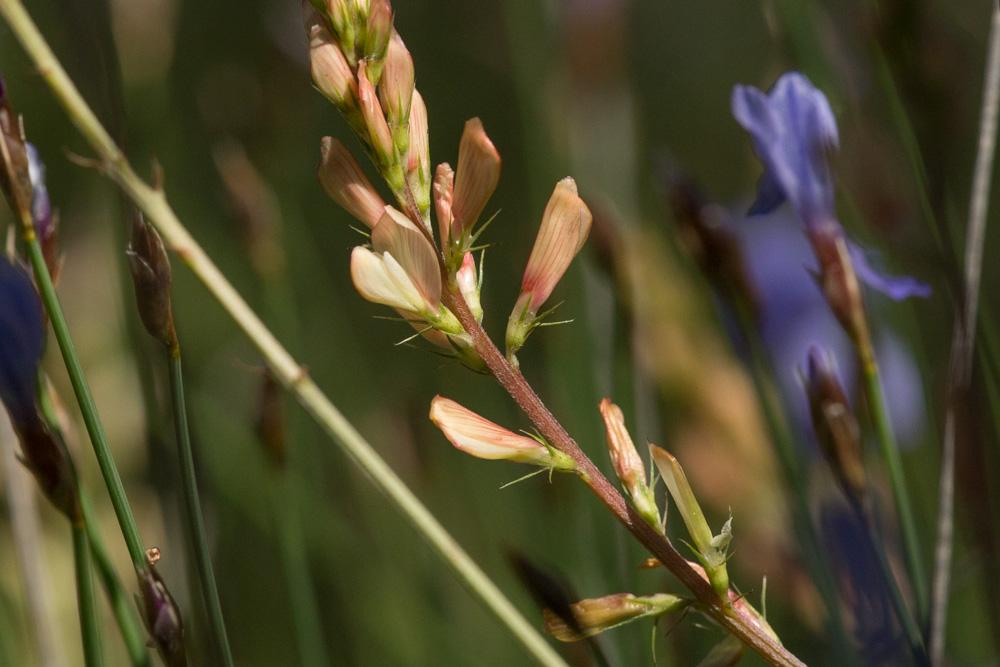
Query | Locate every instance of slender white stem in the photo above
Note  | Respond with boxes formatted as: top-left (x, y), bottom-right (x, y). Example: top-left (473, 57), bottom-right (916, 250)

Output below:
top-left (0, 2), bottom-right (566, 664)
top-left (930, 4), bottom-right (1000, 664)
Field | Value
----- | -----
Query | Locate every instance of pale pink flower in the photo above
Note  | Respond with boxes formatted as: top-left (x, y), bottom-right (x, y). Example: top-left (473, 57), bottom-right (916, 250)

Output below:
top-left (433, 162), bottom-right (455, 247)
top-left (405, 90), bottom-right (431, 214)
top-left (429, 397), bottom-right (575, 470)
top-left (455, 252), bottom-right (482, 322)
top-left (357, 60), bottom-right (395, 165)
top-left (318, 137), bottom-right (386, 228)
top-left (308, 22), bottom-right (356, 108)
top-left (451, 118), bottom-right (501, 239)
top-left (378, 32), bottom-right (414, 134)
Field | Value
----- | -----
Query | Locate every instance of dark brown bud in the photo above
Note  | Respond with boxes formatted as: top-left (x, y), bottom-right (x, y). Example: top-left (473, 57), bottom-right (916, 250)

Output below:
top-left (137, 551), bottom-right (186, 667)
top-left (254, 371), bottom-right (286, 469)
top-left (16, 414), bottom-right (81, 521)
top-left (804, 347), bottom-right (867, 505)
top-left (127, 215), bottom-right (177, 350)
top-left (806, 223), bottom-right (868, 347)
top-left (665, 173), bottom-right (759, 316)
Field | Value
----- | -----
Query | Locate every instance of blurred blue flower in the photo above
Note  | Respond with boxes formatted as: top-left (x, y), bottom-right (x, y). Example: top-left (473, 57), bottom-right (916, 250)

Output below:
top-left (731, 72), bottom-right (930, 301)
top-left (732, 212), bottom-right (926, 449)
top-left (0, 256), bottom-right (45, 426)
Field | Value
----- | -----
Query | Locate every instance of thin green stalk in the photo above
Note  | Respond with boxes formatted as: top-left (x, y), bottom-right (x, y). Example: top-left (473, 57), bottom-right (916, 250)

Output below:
top-left (734, 303), bottom-right (853, 659)
top-left (0, 4), bottom-right (567, 664)
top-left (270, 471), bottom-right (330, 667)
top-left (81, 495), bottom-right (151, 667)
top-left (167, 349), bottom-right (234, 667)
top-left (72, 520), bottom-right (103, 667)
top-left (20, 233), bottom-right (147, 570)
top-left (859, 348), bottom-right (928, 621)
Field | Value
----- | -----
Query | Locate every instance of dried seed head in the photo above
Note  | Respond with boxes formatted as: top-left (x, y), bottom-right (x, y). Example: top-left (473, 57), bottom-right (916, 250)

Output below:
top-left (451, 118), bottom-right (500, 238)
top-left (127, 215), bottom-right (177, 350)
top-left (309, 22), bottom-right (357, 109)
top-left (318, 136), bottom-right (386, 228)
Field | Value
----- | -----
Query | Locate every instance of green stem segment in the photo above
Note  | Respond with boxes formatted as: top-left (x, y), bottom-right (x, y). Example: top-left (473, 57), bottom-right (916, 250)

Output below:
top-left (167, 349), bottom-right (234, 667)
top-left (72, 520), bottom-right (103, 667)
top-left (859, 347), bottom-right (928, 622)
top-left (21, 235), bottom-right (147, 570)
top-left (0, 4), bottom-right (566, 664)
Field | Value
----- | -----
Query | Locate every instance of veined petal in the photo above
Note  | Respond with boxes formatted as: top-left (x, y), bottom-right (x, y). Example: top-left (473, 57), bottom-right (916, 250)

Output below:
top-left (350, 246), bottom-right (424, 313)
top-left (598, 398), bottom-right (645, 487)
top-left (430, 396), bottom-right (567, 468)
top-left (308, 21), bottom-right (356, 108)
top-left (371, 206), bottom-right (441, 307)
top-left (848, 242), bottom-right (932, 300)
top-left (451, 118), bottom-right (501, 236)
top-left (433, 162), bottom-right (455, 246)
top-left (405, 90), bottom-right (431, 214)
top-left (520, 177), bottom-right (593, 311)
top-left (318, 137), bottom-right (386, 228)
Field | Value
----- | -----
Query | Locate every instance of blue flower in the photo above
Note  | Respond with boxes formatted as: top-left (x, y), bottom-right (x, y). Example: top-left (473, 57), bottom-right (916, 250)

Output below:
top-left (0, 256), bottom-right (45, 426)
top-left (732, 72), bottom-right (838, 223)
top-left (731, 72), bottom-right (930, 301)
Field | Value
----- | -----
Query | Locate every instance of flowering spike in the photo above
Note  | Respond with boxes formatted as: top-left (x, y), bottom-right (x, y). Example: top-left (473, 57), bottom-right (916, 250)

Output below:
top-left (308, 21), bottom-right (357, 110)
top-left (803, 347), bottom-right (867, 505)
top-left (318, 136), bottom-right (386, 228)
top-left (506, 178), bottom-right (592, 358)
top-left (405, 90), bottom-right (431, 219)
top-left (598, 399), bottom-right (661, 532)
top-left (357, 61), bottom-right (396, 167)
top-left (543, 593), bottom-right (686, 642)
top-left (378, 32), bottom-right (414, 155)
top-left (649, 445), bottom-right (731, 599)
top-left (429, 396), bottom-right (575, 471)
top-left (137, 550), bottom-right (187, 667)
top-left (433, 162), bottom-right (455, 248)
top-left (127, 215), bottom-right (178, 351)
top-left (451, 118), bottom-right (501, 239)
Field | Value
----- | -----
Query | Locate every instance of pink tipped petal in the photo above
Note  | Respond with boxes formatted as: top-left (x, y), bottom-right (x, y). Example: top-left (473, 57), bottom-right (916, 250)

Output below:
top-left (309, 23), bottom-right (357, 107)
top-left (371, 207), bottom-right (442, 308)
top-left (378, 32), bottom-right (414, 127)
top-left (599, 398), bottom-right (645, 487)
top-left (520, 177), bottom-right (593, 311)
top-left (357, 61), bottom-right (395, 163)
top-left (429, 396), bottom-right (550, 464)
top-left (433, 162), bottom-right (456, 245)
top-left (405, 90), bottom-right (431, 210)
top-left (318, 137), bottom-right (387, 228)
top-left (451, 118), bottom-right (501, 236)
top-left (350, 246), bottom-right (424, 312)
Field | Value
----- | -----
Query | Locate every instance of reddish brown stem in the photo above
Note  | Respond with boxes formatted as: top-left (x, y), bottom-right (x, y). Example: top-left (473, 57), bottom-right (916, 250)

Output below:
top-left (439, 284), bottom-right (806, 667)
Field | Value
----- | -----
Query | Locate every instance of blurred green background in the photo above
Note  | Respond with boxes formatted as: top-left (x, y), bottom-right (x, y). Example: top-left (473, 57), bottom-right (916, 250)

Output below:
top-left (2, 0), bottom-right (999, 665)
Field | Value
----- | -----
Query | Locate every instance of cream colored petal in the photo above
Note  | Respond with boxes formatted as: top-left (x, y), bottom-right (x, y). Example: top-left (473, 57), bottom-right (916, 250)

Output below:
top-left (318, 137), bottom-right (386, 228)
top-left (429, 396), bottom-right (546, 463)
top-left (350, 246), bottom-right (422, 313)
top-left (371, 207), bottom-right (442, 307)
top-left (452, 118), bottom-right (501, 236)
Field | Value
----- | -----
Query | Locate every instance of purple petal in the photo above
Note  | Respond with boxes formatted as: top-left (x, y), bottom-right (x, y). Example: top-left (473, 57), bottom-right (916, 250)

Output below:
top-left (0, 257), bottom-right (45, 425)
top-left (747, 169), bottom-right (787, 216)
top-left (849, 243), bottom-right (931, 300)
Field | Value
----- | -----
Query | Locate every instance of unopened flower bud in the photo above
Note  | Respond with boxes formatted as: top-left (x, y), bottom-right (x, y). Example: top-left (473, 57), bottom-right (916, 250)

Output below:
top-left (363, 0), bottom-right (393, 80)
top-left (378, 32), bottom-right (414, 154)
top-left (127, 216), bottom-right (177, 351)
top-left (318, 136), bottom-right (386, 228)
top-left (455, 252), bottom-right (483, 323)
top-left (433, 162), bottom-right (455, 248)
top-left (323, 0), bottom-right (356, 61)
top-left (649, 445), bottom-right (731, 599)
top-left (543, 593), bottom-right (686, 642)
top-left (137, 553), bottom-right (186, 667)
top-left (429, 396), bottom-right (576, 471)
top-left (405, 90), bottom-right (431, 218)
top-left (357, 60), bottom-right (396, 171)
top-left (451, 118), bottom-right (501, 239)
top-left (803, 347), bottom-right (867, 505)
top-left (309, 22), bottom-right (357, 109)
top-left (506, 178), bottom-right (592, 359)
top-left (599, 399), bottom-right (661, 532)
